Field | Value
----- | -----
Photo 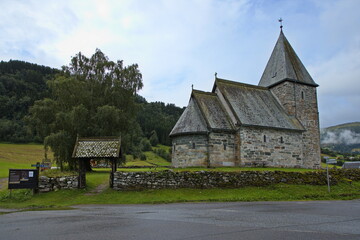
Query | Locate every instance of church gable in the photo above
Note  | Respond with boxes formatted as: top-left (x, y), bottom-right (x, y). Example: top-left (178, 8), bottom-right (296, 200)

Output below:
top-left (192, 90), bottom-right (234, 132)
top-left (169, 97), bottom-right (208, 136)
top-left (214, 78), bottom-right (304, 131)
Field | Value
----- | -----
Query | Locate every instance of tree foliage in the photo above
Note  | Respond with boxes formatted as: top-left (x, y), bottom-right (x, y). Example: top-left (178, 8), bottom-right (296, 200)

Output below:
top-left (28, 49), bottom-right (143, 170)
top-left (0, 60), bottom-right (58, 142)
top-left (137, 101), bottom-right (184, 145)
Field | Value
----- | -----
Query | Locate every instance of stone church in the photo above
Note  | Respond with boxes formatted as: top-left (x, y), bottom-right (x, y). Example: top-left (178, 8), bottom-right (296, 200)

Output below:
top-left (170, 29), bottom-right (321, 169)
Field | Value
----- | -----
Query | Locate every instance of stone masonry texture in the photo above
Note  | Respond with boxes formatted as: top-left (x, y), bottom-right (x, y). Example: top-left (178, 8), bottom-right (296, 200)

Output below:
top-left (112, 169), bottom-right (360, 190)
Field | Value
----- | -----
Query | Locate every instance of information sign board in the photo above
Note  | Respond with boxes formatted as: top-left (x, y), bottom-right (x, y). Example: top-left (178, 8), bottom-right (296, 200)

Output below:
top-left (8, 169), bottom-right (39, 189)
top-left (31, 164), bottom-right (49, 168)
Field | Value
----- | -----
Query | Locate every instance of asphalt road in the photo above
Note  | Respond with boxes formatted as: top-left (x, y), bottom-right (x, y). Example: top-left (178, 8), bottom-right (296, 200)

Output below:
top-left (1, 200), bottom-right (360, 240)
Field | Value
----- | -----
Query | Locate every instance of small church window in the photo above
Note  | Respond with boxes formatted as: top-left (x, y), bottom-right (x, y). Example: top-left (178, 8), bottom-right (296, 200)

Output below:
top-left (280, 136), bottom-right (284, 143)
top-left (263, 135), bottom-right (267, 142)
top-left (192, 142), bottom-right (196, 149)
top-left (301, 91), bottom-right (304, 100)
top-left (224, 143), bottom-right (227, 150)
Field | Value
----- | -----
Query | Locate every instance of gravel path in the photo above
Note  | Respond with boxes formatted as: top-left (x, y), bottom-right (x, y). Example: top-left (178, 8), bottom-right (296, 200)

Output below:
top-left (84, 182), bottom-right (108, 196)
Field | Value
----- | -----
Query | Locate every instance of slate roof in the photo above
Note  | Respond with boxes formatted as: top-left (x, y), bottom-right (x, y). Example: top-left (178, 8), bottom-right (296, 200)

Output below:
top-left (258, 30), bottom-right (318, 88)
top-left (72, 137), bottom-right (121, 158)
top-left (192, 90), bottom-right (234, 131)
top-left (169, 97), bottom-right (208, 136)
top-left (170, 30), bottom-right (310, 136)
top-left (214, 78), bottom-right (304, 131)
top-left (342, 162), bottom-right (360, 169)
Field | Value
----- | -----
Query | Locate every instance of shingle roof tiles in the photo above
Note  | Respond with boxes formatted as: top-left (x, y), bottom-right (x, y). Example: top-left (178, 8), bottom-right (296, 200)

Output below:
top-left (72, 137), bottom-right (121, 158)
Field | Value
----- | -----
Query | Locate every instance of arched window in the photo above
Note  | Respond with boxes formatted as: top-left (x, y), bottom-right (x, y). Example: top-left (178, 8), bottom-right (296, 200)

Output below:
top-left (224, 143), bottom-right (227, 150)
top-left (192, 142), bottom-right (196, 149)
top-left (280, 136), bottom-right (284, 143)
top-left (263, 135), bottom-right (267, 142)
top-left (301, 91), bottom-right (304, 100)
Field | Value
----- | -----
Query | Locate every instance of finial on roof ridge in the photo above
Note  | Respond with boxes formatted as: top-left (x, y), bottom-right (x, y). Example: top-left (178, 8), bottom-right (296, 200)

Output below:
top-left (215, 72), bottom-right (217, 79)
top-left (278, 18), bottom-right (283, 30)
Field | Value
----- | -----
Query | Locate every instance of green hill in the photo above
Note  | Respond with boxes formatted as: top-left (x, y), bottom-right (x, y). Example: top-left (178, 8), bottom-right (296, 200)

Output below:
top-left (321, 122), bottom-right (360, 153)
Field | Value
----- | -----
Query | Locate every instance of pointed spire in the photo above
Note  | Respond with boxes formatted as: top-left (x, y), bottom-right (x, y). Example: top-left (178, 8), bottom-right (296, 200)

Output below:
top-left (258, 30), bottom-right (318, 88)
top-left (278, 18), bottom-right (283, 30)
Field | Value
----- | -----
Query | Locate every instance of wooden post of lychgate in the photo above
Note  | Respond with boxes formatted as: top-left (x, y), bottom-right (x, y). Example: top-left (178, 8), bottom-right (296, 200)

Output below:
top-left (110, 158), bottom-right (117, 188)
top-left (78, 159), bottom-right (86, 188)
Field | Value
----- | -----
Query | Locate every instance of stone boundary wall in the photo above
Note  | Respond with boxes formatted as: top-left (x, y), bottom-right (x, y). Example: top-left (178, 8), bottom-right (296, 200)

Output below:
top-left (113, 169), bottom-right (360, 190)
top-left (38, 176), bottom-right (78, 192)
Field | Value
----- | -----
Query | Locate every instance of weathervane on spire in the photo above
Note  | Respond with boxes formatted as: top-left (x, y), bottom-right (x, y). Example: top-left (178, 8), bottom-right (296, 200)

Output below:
top-left (278, 18), bottom-right (283, 29)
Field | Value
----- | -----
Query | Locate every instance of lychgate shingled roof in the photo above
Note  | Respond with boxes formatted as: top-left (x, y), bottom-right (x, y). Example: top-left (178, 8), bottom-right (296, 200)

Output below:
top-left (258, 30), bottom-right (318, 88)
top-left (72, 137), bottom-right (121, 158)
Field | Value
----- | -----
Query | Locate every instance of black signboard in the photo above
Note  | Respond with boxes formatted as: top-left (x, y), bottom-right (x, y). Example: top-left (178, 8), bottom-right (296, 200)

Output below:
top-left (8, 169), bottom-right (39, 189)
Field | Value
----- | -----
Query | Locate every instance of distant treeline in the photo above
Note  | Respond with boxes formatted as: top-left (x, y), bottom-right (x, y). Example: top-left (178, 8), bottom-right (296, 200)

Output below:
top-left (0, 59), bottom-right (184, 147)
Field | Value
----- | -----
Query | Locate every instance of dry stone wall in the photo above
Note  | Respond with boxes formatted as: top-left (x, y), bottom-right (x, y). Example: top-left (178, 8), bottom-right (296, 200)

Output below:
top-left (38, 176), bottom-right (78, 192)
top-left (112, 169), bottom-right (360, 190)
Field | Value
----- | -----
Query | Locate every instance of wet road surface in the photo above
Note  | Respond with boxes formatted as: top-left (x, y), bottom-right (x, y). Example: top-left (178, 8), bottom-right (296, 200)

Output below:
top-left (1, 200), bottom-right (360, 240)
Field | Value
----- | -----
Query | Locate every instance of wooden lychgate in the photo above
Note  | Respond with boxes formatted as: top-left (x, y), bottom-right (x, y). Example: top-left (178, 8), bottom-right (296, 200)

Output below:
top-left (72, 136), bottom-right (121, 188)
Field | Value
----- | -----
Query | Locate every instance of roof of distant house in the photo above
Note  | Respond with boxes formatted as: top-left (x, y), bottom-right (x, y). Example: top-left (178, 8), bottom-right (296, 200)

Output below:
top-left (342, 162), bottom-right (360, 169)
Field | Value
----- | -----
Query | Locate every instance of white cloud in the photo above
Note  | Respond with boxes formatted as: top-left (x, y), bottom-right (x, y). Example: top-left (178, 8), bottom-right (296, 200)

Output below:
top-left (0, 0), bottom-right (359, 127)
top-left (322, 129), bottom-right (360, 145)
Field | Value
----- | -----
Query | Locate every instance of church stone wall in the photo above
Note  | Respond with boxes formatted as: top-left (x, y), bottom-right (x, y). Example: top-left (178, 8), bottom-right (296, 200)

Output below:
top-left (294, 84), bottom-right (321, 169)
top-left (239, 127), bottom-right (304, 168)
top-left (270, 82), bottom-right (321, 169)
top-left (208, 132), bottom-right (236, 166)
top-left (172, 135), bottom-right (208, 167)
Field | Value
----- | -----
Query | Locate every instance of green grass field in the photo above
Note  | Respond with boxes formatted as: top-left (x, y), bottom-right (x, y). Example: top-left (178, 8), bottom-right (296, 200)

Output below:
top-left (1, 174), bottom-right (359, 209)
top-left (0, 143), bottom-right (52, 179)
top-left (1, 143), bottom-right (360, 210)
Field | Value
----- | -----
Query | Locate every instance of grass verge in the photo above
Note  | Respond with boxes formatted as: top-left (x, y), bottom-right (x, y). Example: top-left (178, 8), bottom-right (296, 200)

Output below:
top-left (1, 176), bottom-right (359, 210)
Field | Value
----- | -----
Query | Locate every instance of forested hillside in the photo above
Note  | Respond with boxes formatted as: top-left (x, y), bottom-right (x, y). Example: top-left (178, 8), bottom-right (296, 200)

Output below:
top-left (0, 60), bottom-right (59, 142)
top-left (0, 59), bottom-right (183, 153)
top-left (137, 96), bottom-right (184, 146)
top-left (321, 122), bottom-right (360, 153)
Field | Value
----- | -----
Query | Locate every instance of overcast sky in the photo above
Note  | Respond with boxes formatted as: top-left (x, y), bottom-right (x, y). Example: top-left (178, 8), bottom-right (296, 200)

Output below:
top-left (1, 0), bottom-right (359, 128)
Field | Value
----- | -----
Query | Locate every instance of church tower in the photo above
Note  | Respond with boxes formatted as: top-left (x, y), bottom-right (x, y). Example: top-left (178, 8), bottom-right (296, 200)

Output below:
top-left (258, 29), bottom-right (321, 168)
